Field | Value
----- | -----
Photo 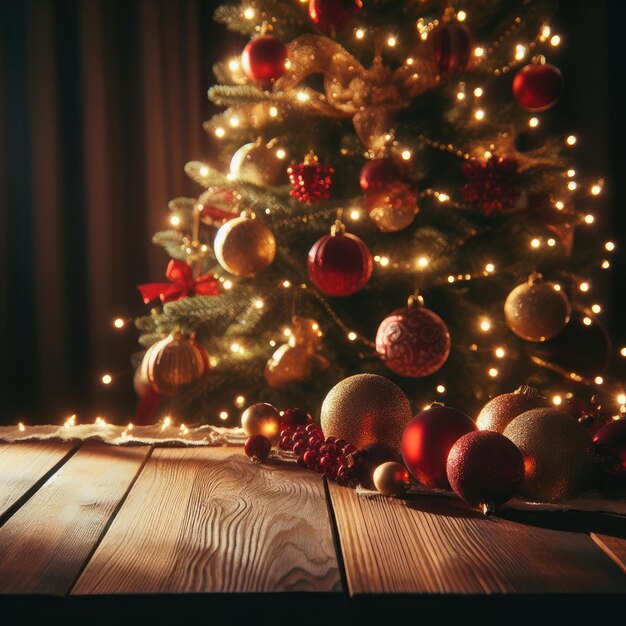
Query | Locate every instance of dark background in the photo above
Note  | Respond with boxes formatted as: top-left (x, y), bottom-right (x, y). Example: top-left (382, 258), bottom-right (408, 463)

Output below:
top-left (0, 0), bottom-right (624, 425)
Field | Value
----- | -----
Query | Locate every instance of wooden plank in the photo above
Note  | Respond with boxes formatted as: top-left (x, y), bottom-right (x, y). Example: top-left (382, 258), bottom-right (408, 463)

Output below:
top-left (0, 442), bottom-right (77, 522)
top-left (592, 533), bottom-right (626, 575)
top-left (328, 484), bottom-right (626, 594)
top-left (72, 447), bottom-right (341, 594)
top-left (0, 443), bottom-right (150, 595)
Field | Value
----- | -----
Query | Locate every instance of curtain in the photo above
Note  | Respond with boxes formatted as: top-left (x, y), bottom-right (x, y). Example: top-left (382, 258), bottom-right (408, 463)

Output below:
top-left (1, 0), bottom-right (225, 423)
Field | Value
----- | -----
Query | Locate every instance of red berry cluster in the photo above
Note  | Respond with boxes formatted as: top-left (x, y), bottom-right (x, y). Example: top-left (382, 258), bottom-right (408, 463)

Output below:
top-left (278, 423), bottom-right (358, 484)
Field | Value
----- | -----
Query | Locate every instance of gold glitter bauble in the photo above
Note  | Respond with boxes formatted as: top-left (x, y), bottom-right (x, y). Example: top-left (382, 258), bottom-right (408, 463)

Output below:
top-left (320, 374), bottom-right (413, 452)
top-left (241, 402), bottom-right (282, 444)
top-left (503, 407), bottom-right (594, 502)
top-left (504, 274), bottom-right (571, 342)
top-left (264, 345), bottom-right (330, 388)
top-left (476, 385), bottom-right (549, 433)
top-left (230, 138), bottom-right (286, 187)
top-left (373, 462), bottom-right (411, 496)
top-left (366, 182), bottom-right (419, 233)
top-left (141, 331), bottom-right (209, 397)
top-left (214, 212), bottom-right (276, 277)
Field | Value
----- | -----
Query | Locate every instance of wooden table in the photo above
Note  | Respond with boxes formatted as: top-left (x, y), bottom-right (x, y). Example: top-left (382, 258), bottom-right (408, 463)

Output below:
top-left (1, 441), bottom-right (625, 623)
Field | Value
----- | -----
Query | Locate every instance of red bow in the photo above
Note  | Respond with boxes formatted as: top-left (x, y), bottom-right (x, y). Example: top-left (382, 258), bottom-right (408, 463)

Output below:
top-left (138, 259), bottom-right (220, 304)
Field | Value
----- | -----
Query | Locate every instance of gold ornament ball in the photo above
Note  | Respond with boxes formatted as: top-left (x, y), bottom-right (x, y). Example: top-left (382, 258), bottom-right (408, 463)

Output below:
top-left (504, 274), bottom-right (571, 342)
top-left (290, 316), bottom-right (324, 348)
top-left (142, 331), bottom-right (209, 397)
top-left (230, 139), bottom-right (286, 187)
top-left (241, 402), bottom-right (282, 444)
top-left (476, 385), bottom-right (549, 433)
top-left (214, 212), bottom-right (276, 277)
top-left (366, 182), bottom-right (419, 233)
top-left (264, 344), bottom-right (329, 389)
top-left (373, 462), bottom-right (411, 496)
top-left (503, 407), bottom-right (594, 502)
top-left (320, 374), bottom-right (413, 452)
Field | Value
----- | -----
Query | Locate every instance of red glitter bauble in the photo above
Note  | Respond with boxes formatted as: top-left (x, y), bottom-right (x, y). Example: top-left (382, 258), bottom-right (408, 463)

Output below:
top-left (429, 20), bottom-right (473, 75)
top-left (359, 158), bottom-right (404, 194)
top-left (513, 62), bottom-right (563, 111)
top-left (288, 157), bottom-right (334, 203)
top-left (461, 155), bottom-right (520, 216)
top-left (402, 404), bottom-right (477, 489)
top-left (241, 35), bottom-right (287, 84)
top-left (307, 226), bottom-right (373, 296)
top-left (376, 305), bottom-right (450, 378)
top-left (447, 431), bottom-right (525, 508)
top-left (308, 0), bottom-right (362, 34)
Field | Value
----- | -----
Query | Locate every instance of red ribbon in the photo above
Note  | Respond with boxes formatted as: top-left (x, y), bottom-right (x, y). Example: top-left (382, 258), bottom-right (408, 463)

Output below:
top-left (138, 259), bottom-right (220, 304)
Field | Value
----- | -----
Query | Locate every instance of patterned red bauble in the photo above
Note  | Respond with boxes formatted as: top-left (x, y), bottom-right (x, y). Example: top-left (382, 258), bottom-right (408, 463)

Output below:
top-left (593, 419), bottom-right (626, 487)
top-left (307, 222), bottom-right (372, 296)
top-left (447, 431), bottom-right (525, 509)
top-left (402, 404), bottom-right (477, 489)
top-left (359, 158), bottom-right (404, 194)
top-left (376, 301), bottom-right (450, 378)
top-left (461, 155), bottom-right (520, 216)
top-left (428, 19), bottom-right (473, 75)
top-left (513, 62), bottom-right (563, 111)
top-left (308, 0), bottom-right (362, 34)
top-left (288, 153), bottom-right (334, 203)
top-left (241, 35), bottom-right (288, 84)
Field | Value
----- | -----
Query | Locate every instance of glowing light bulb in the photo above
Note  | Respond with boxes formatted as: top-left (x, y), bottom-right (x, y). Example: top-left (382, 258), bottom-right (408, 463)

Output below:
top-left (417, 257), bottom-right (429, 268)
top-left (113, 318), bottom-right (125, 329)
top-left (579, 282), bottom-right (590, 292)
top-left (552, 395), bottom-right (562, 406)
top-left (457, 91), bottom-right (466, 101)
top-left (350, 209), bottom-right (360, 220)
top-left (406, 57), bottom-right (414, 66)
top-left (595, 376), bottom-right (604, 385)
top-left (621, 347), bottom-right (626, 357)
top-left (223, 280), bottom-right (233, 290)
top-left (296, 91), bottom-right (310, 102)
top-left (474, 47), bottom-right (484, 57)
top-left (447, 275), bottom-right (455, 283)
top-left (553, 283), bottom-right (561, 291)
top-left (617, 394), bottom-right (626, 405)
top-left (480, 319), bottom-right (491, 332)
top-left (101, 374), bottom-right (112, 385)
top-left (601, 259), bottom-right (610, 269)
top-left (566, 169), bottom-right (576, 178)
top-left (457, 10), bottom-right (467, 21)
top-left (583, 213), bottom-right (594, 224)
top-left (170, 215), bottom-right (181, 226)
top-left (219, 410), bottom-right (229, 420)
top-left (547, 238), bottom-right (556, 247)
top-left (228, 58), bottom-right (240, 72)
top-left (215, 127), bottom-right (225, 138)
top-left (229, 115), bottom-right (240, 127)
top-left (230, 342), bottom-right (241, 353)
top-left (436, 384), bottom-right (446, 393)
top-left (550, 34), bottom-right (561, 46)
top-left (485, 263), bottom-right (495, 273)
top-left (437, 193), bottom-right (449, 202)
top-left (566, 135), bottom-right (577, 146)
top-left (591, 184), bottom-right (602, 195)
top-left (515, 44), bottom-right (527, 61)
top-left (605, 241), bottom-right (615, 252)
top-left (269, 106), bottom-right (278, 118)
top-left (531, 238), bottom-right (541, 248)
top-left (387, 36), bottom-right (397, 47)
top-left (555, 201), bottom-right (565, 210)
top-left (355, 28), bottom-right (365, 40)
top-left (473, 87), bottom-right (483, 97)
top-left (583, 316), bottom-right (592, 326)
top-left (379, 256), bottom-right (390, 267)
top-left (474, 109), bottom-right (485, 121)
top-left (529, 117), bottom-right (539, 128)
top-left (253, 298), bottom-right (264, 309)
top-left (591, 304), bottom-right (602, 314)
top-left (275, 148), bottom-right (286, 159)
top-left (282, 280), bottom-right (291, 288)
top-left (347, 331), bottom-right (357, 341)
top-left (488, 368), bottom-right (498, 378)
top-left (243, 7), bottom-right (255, 19)
top-left (567, 181), bottom-right (577, 191)
top-left (541, 25), bottom-right (551, 40)
top-left (401, 149), bottom-right (412, 160)
top-left (495, 347), bottom-right (506, 359)
top-left (283, 328), bottom-right (292, 337)
top-left (235, 395), bottom-right (245, 408)
top-left (18, 422), bottom-right (26, 432)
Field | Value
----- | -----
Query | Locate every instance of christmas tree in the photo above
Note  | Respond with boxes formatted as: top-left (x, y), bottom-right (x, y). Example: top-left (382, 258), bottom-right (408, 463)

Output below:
top-left (134, 0), bottom-right (618, 426)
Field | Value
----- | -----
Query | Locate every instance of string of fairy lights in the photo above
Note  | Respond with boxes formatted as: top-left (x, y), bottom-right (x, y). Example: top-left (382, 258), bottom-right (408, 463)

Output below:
top-left (14, 3), bottom-right (625, 431)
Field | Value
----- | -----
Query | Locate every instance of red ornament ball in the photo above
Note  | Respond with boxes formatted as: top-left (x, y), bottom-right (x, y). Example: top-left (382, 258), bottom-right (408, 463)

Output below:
top-left (244, 435), bottom-right (272, 463)
top-left (513, 62), bottom-right (563, 111)
top-left (593, 419), bottom-right (626, 485)
top-left (429, 20), bottom-right (473, 75)
top-left (447, 431), bottom-right (525, 508)
top-left (309, 0), bottom-right (362, 34)
top-left (241, 35), bottom-right (288, 84)
top-left (287, 157), bottom-right (334, 203)
top-left (281, 408), bottom-right (313, 427)
top-left (402, 404), bottom-right (477, 489)
top-left (308, 225), bottom-right (373, 296)
top-left (461, 155), bottom-right (520, 216)
top-left (376, 304), bottom-right (451, 378)
top-left (359, 158), bottom-right (404, 194)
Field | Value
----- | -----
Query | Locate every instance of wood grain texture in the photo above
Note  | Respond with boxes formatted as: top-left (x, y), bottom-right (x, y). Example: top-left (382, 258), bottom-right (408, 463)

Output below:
top-left (328, 485), bottom-right (626, 594)
top-left (592, 533), bottom-right (626, 574)
top-left (72, 447), bottom-right (341, 594)
top-left (0, 442), bottom-right (77, 521)
top-left (0, 443), bottom-right (149, 595)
